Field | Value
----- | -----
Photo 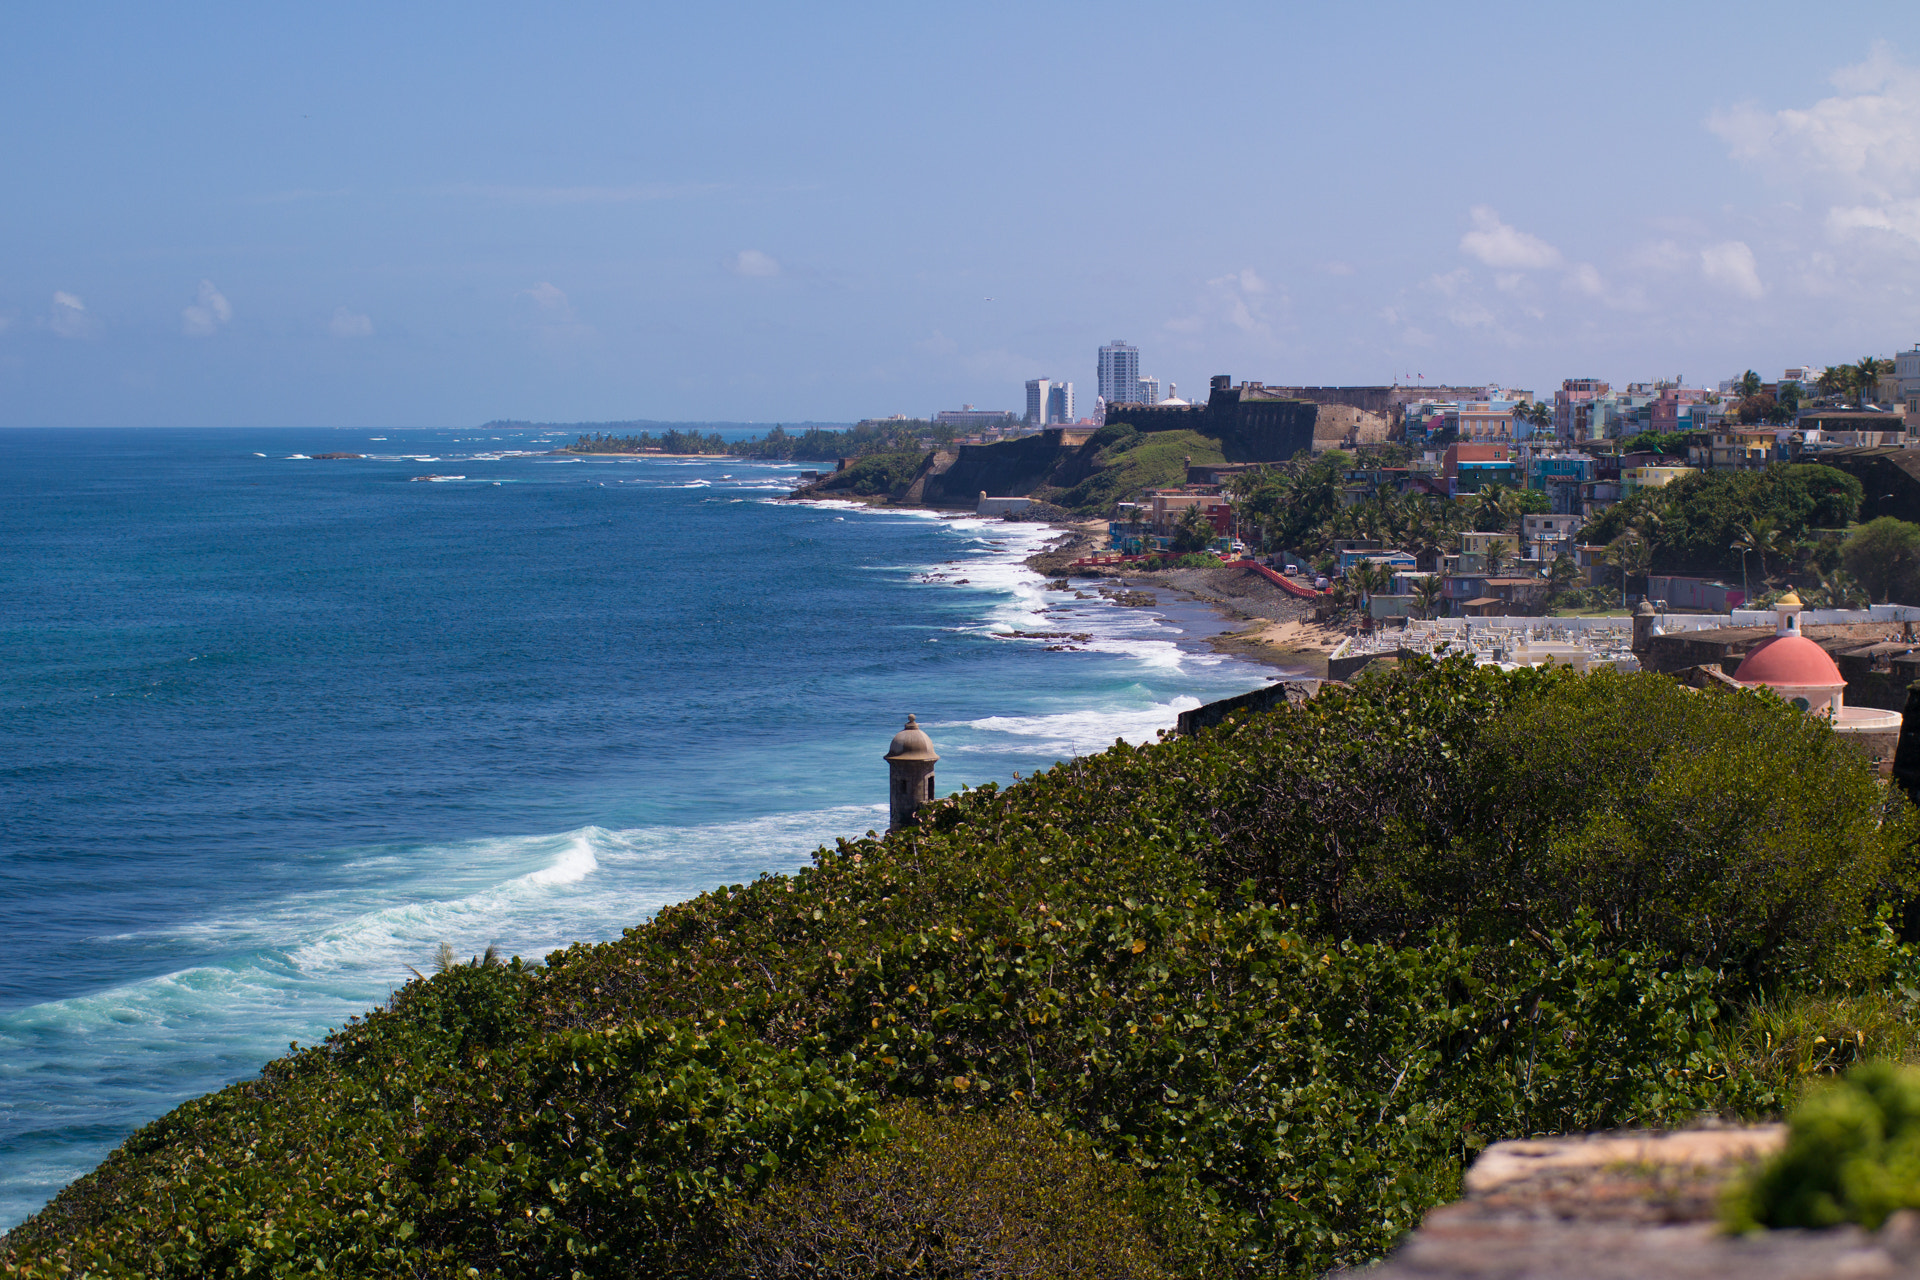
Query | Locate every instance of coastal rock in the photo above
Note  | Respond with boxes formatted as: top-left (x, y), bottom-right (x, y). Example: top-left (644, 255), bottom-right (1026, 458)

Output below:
top-left (311, 452), bottom-right (364, 460)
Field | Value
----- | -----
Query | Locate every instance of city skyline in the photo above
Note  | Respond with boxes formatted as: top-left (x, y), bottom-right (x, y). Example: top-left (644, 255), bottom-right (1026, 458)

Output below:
top-left (0, 3), bottom-right (1916, 428)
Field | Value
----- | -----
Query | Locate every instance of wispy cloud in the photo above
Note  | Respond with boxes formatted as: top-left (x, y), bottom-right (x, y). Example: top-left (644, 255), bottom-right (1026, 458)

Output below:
top-left (329, 307), bottom-right (373, 339)
top-left (1699, 241), bottom-right (1765, 298)
top-left (1459, 206), bottom-right (1562, 270)
top-left (47, 291), bottom-right (96, 339)
top-left (522, 281), bottom-right (575, 318)
top-left (182, 280), bottom-right (232, 337)
top-left (1164, 267), bottom-right (1283, 340)
top-left (730, 249), bottom-right (782, 278)
top-left (1711, 43), bottom-right (1920, 249)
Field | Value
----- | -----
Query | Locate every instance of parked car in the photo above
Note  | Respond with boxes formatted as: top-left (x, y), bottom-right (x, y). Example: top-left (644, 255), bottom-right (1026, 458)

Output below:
top-left (1282, 564), bottom-right (1300, 576)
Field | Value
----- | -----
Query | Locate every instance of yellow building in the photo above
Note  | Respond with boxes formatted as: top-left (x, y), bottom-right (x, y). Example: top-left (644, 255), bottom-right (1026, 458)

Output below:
top-left (1622, 465), bottom-right (1696, 495)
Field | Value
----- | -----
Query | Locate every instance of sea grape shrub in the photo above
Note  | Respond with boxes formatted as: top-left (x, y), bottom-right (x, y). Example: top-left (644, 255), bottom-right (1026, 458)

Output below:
top-left (0, 1006), bottom-right (885, 1279)
top-left (725, 1103), bottom-right (1177, 1280)
top-left (410, 1020), bottom-right (887, 1276)
top-left (7, 658), bottom-right (1906, 1278)
top-left (1199, 656), bottom-right (1918, 987)
top-left (1730, 1062), bottom-right (1920, 1231)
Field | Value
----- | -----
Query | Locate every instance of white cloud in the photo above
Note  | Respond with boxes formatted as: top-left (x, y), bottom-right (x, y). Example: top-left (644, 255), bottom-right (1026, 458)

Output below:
top-left (731, 249), bottom-right (782, 278)
top-left (522, 281), bottom-right (573, 317)
top-left (1564, 263), bottom-right (1607, 297)
top-left (1710, 43), bottom-right (1920, 198)
top-left (181, 280), bottom-right (231, 337)
top-left (1459, 205), bottom-right (1562, 270)
top-left (48, 291), bottom-right (95, 339)
top-left (1700, 240), bottom-right (1765, 298)
top-left (1164, 267), bottom-right (1282, 339)
top-left (329, 307), bottom-right (373, 338)
top-left (1711, 44), bottom-right (1920, 248)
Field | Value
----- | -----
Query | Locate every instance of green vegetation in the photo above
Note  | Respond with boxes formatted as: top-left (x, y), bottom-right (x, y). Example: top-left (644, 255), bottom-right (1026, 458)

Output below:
top-left (807, 450), bottom-right (930, 500)
top-left (1729, 1062), bottom-right (1920, 1231)
top-left (726, 1104), bottom-right (1175, 1279)
top-left (1618, 429), bottom-right (1692, 456)
top-left (569, 428), bottom-right (730, 454)
top-left (1585, 464), bottom-right (1863, 580)
top-left (7, 659), bottom-right (1919, 1278)
top-left (1039, 425), bottom-right (1225, 514)
top-left (1843, 518), bottom-right (1920, 605)
top-left (731, 421), bottom-right (956, 462)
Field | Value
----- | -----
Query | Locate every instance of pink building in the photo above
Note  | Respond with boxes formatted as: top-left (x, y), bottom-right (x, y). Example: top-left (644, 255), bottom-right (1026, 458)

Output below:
top-left (1553, 379), bottom-right (1609, 444)
top-left (1650, 386), bottom-right (1710, 433)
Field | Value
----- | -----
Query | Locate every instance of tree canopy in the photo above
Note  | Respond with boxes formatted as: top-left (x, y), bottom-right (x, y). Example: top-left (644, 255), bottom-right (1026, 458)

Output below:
top-left (1584, 464), bottom-right (1862, 577)
top-left (1842, 517), bottom-right (1920, 604)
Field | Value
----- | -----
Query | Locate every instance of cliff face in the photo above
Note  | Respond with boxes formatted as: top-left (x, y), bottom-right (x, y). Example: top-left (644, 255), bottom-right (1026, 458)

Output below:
top-left (920, 431), bottom-right (1103, 507)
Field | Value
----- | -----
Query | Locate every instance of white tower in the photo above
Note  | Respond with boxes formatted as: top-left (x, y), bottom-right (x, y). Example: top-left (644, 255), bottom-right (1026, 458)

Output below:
top-left (1025, 378), bottom-right (1051, 427)
top-left (884, 715), bottom-right (939, 831)
top-left (1098, 340), bottom-right (1139, 406)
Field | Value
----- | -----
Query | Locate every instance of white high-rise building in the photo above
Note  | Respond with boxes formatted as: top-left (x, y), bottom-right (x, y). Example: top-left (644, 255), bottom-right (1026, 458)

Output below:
top-left (1025, 378), bottom-right (1051, 426)
top-left (1136, 376), bottom-right (1161, 405)
top-left (1098, 340), bottom-right (1140, 406)
top-left (1047, 381), bottom-right (1074, 424)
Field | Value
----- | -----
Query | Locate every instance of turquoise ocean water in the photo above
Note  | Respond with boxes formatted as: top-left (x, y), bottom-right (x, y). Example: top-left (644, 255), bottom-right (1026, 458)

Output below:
top-left (0, 426), bottom-right (1274, 1229)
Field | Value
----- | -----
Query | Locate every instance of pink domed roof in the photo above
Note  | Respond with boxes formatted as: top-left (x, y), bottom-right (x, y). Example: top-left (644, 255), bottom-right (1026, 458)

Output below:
top-left (1733, 635), bottom-right (1844, 688)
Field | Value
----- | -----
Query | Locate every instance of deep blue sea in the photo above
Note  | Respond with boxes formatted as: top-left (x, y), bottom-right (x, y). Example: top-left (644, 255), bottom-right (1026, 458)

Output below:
top-left (0, 426), bottom-right (1274, 1230)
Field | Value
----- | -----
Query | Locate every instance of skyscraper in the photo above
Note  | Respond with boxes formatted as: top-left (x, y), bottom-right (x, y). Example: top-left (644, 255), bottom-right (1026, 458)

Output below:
top-left (1136, 376), bottom-right (1161, 406)
top-left (1098, 340), bottom-right (1140, 406)
top-left (1047, 381), bottom-right (1074, 424)
top-left (1024, 378), bottom-right (1051, 426)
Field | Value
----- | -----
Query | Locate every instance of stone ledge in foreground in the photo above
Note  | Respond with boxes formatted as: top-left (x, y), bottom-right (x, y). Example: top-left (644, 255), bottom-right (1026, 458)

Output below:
top-left (1363, 1125), bottom-right (1920, 1279)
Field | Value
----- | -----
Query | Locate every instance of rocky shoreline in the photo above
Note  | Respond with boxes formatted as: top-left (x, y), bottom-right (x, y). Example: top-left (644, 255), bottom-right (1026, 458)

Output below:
top-left (1019, 523), bottom-right (1348, 676)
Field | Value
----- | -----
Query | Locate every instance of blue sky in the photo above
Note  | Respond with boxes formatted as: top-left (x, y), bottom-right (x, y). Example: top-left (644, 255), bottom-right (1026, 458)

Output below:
top-left (3, 1), bottom-right (1918, 427)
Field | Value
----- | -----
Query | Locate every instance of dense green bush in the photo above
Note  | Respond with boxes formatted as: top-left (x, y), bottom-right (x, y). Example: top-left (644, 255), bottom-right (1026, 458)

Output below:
top-left (1843, 517), bottom-right (1920, 605)
top-left (5, 658), bottom-right (1913, 1278)
top-left (813, 449), bottom-right (930, 499)
top-left (726, 1103), bottom-right (1175, 1279)
top-left (1201, 659), bottom-right (1917, 986)
top-left (1729, 1062), bottom-right (1920, 1230)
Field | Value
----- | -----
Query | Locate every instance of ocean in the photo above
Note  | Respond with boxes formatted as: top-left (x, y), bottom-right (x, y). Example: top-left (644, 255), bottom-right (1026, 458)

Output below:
top-left (0, 426), bottom-right (1276, 1230)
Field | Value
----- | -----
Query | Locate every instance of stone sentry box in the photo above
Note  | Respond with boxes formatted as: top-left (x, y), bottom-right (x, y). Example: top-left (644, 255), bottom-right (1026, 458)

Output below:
top-left (884, 715), bottom-right (939, 831)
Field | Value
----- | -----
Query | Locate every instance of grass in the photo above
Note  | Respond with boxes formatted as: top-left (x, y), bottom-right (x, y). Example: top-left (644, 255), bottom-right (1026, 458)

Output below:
top-left (1721, 991), bottom-right (1920, 1100)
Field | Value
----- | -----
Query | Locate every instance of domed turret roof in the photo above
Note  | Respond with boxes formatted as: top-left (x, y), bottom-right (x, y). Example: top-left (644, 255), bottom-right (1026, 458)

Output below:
top-left (1733, 635), bottom-right (1844, 689)
top-left (884, 714), bottom-right (939, 763)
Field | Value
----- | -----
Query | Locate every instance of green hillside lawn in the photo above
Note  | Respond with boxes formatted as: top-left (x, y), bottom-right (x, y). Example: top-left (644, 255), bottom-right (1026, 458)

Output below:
top-left (7, 658), bottom-right (1920, 1279)
top-left (1040, 425), bottom-right (1226, 515)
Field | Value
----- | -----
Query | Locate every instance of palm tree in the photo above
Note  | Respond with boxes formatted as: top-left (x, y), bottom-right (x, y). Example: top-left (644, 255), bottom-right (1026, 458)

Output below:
top-left (1736, 516), bottom-right (1783, 585)
top-left (1484, 541), bottom-right (1509, 579)
top-left (1818, 567), bottom-right (1869, 610)
top-left (1816, 365), bottom-right (1847, 400)
top-left (1606, 535), bottom-right (1653, 604)
top-left (1739, 369), bottom-right (1763, 399)
top-left (1548, 553), bottom-right (1580, 598)
top-left (1411, 574), bottom-right (1443, 620)
top-left (1351, 560), bottom-right (1388, 608)
top-left (1854, 355), bottom-right (1894, 407)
